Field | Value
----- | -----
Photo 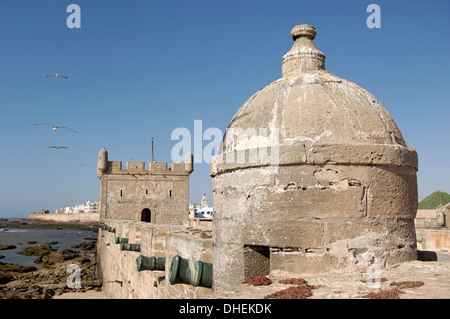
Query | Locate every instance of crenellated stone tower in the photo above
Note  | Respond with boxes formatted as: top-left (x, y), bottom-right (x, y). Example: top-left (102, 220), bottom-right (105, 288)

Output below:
top-left (97, 147), bottom-right (193, 225)
top-left (210, 25), bottom-right (419, 291)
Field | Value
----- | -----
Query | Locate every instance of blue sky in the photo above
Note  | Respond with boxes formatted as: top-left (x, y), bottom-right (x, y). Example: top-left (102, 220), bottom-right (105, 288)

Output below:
top-left (0, 0), bottom-right (449, 218)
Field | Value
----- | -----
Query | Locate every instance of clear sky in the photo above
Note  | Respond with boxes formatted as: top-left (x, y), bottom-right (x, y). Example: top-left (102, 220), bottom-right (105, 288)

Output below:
top-left (1, 0), bottom-right (449, 218)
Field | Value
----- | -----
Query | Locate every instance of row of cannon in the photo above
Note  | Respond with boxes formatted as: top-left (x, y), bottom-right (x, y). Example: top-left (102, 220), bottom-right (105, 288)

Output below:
top-left (99, 222), bottom-right (212, 288)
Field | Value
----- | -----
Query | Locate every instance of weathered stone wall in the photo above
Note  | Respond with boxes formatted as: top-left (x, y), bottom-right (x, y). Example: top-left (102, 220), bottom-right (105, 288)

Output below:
top-left (97, 218), bottom-right (212, 299)
top-left (28, 212), bottom-right (99, 223)
top-left (415, 209), bottom-right (449, 251)
top-left (210, 24), bottom-right (419, 292)
top-left (188, 218), bottom-right (212, 229)
top-left (212, 163), bottom-right (418, 290)
top-left (426, 231), bottom-right (450, 252)
top-left (98, 162), bottom-right (190, 225)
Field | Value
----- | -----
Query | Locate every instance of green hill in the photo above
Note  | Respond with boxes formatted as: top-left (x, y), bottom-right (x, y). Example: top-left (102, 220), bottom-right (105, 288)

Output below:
top-left (418, 191), bottom-right (450, 209)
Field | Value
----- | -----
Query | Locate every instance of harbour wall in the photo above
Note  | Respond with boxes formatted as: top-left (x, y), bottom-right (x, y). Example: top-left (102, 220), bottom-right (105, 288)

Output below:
top-left (28, 212), bottom-right (99, 223)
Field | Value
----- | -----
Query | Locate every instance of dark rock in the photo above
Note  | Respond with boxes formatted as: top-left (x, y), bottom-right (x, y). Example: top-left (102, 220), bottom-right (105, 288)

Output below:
top-left (0, 285), bottom-right (55, 299)
top-left (0, 272), bottom-right (14, 284)
top-left (0, 245), bottom-right (16, 250)
top-left (20, 266), bottom-right (38, 273)
top-left (72, 242), bottom-right (96, 251)
top-left (36, 249), bottom-right (80, 266)
top-left (0, 261), bottom-right (25, 272)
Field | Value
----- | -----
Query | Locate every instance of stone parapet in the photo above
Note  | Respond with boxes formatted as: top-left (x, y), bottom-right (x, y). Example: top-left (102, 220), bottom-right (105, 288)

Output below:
top-left (28, 212), bottom-right (99, 223)
top-left (106, 161), bottom-right (191, 176)
top-left (97, 219), bottom-right (212, 299)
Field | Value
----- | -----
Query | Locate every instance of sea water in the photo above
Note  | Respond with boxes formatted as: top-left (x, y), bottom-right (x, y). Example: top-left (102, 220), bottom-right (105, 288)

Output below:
top-left (0, 227), bottom-right (97, 268)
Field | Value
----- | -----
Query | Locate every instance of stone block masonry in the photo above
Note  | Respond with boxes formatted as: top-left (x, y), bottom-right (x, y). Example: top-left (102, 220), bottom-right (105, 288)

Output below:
top-left (97, 148), bottom-right (193, 225)
top-left (28, 212), bottom-right (99, 223)
top-left (97, 219), bottom-right (212, 299)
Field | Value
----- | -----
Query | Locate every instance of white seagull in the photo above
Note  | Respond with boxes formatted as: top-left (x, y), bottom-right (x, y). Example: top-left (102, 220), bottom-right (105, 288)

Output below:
top-left (33, 124), bottom-right (78, 134)
top-left (48, 146), bottom-right (68, 150)
top-left (47, 73), bottom-right (68, 79)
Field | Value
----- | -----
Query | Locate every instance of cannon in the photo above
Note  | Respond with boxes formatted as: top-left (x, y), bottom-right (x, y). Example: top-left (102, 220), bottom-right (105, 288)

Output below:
top-left (136, 255), bottom-right (166, 271)
top-left (168, 255), bottom-right (212, 288)
top-left (120, 242), bottom-right (141, 252)
top-left (115, 237), bottom-right (128, 244)
top-left (107, 227), bottom-right (116, 233)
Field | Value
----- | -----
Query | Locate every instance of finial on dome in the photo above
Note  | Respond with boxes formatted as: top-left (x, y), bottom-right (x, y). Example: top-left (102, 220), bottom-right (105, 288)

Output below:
top-left (282, 24), bottom-right (325, 76)
top-left (290, 24), bottom-right (316, 40)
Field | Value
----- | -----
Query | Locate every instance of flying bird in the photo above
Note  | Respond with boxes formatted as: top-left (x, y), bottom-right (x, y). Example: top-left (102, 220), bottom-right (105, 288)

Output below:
top-left (47, 73), bottom-right (68, 79)
top-left (48, 146), bottom-right (68, 150)
top-left (33, 124), bottom-right (78, 134)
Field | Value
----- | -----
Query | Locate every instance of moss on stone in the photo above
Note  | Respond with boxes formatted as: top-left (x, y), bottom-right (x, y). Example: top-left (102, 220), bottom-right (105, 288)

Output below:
top-left (17, 245), bottom-right (56, 257)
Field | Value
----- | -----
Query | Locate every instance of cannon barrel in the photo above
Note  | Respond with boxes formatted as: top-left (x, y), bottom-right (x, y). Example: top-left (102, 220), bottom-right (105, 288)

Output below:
top-left (168, 255), bottom-right (212, 288)
top-left (107, 227), bottom-right (116, 233)
top-left (115, 237), bottom-right (128, 244)
top-left (120, 242), bottom-right (141, 252)
top-left (136, 255), bottom-right (166, 271)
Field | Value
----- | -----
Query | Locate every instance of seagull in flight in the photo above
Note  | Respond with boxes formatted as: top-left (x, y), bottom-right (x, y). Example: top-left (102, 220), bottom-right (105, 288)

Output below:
top-left (33, 124), bottom-right (78, 134)
top-left (48, 146), bottom-right (68, 150)
top-left (47, 73), bottom-right (68, 79)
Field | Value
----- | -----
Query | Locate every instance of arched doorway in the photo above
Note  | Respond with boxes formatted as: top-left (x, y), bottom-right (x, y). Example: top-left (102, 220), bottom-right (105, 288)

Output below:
top-left (141, 208), bottom-right (151, 223)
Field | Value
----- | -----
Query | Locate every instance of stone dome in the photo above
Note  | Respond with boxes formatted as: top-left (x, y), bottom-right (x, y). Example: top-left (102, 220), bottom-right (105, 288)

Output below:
top-left (211, 25), bottom-right (418, 291)
top-left (212, 24), bottom-right (417, 175)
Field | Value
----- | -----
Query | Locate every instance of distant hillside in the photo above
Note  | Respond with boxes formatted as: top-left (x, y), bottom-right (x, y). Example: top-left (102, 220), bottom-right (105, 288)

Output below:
top-left (418, 191), bottom-right (450, 209)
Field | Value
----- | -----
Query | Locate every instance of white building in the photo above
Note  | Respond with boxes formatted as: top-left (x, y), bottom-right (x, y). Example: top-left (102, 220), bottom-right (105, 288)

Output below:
top-left (191, 194), bottom-right (213, 219)
top-left (56, 199), bottom-right (100, 214)
top-left (64, 206), bottom-right (74, 214)
top-left (85, 200), bottom-right (100, 213)
top-left (74, 204), bottom-right (85, 213)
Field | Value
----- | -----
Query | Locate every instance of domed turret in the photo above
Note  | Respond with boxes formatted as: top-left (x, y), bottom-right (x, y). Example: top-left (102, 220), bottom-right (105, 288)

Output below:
top-left (185, 152), bottom-right (193, 173)
top-left (97, 147), bottom-right (108, 178)
top-left (211, 25), bottom-right (418, 291)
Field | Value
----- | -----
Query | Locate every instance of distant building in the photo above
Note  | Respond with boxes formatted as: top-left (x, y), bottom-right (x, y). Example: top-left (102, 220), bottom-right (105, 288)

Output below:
top-left (55, 199), bottom-right (100, 214)
top-left (64, 206), bottom-right (74, 214)
top-left (74, 204), bottom-right (85, 213)
top-left (85, 200), bottom-right (100, 213)
top-left (190, 194), bottom-right (213, 219)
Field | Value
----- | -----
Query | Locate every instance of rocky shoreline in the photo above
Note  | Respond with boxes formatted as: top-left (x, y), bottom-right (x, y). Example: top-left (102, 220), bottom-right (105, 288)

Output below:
top-left (0, 219), bottom-right (101, 299)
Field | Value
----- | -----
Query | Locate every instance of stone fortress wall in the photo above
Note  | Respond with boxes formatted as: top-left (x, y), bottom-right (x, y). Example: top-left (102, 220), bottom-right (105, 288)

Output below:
top-left (415, 204), bottom-right (450, 252)
top-left (97, 148), bottom-right (193, 225)
top-left (97, 218), bottom-right (212, 299)
top-left (28, 212), bottom-right (99, 223)
top-left (96, 148), bottom-right (216, 298)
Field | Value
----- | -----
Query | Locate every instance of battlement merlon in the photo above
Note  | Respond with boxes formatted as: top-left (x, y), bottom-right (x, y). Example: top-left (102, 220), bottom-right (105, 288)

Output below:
top-left (97, 148), bottom-right (193, 178)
